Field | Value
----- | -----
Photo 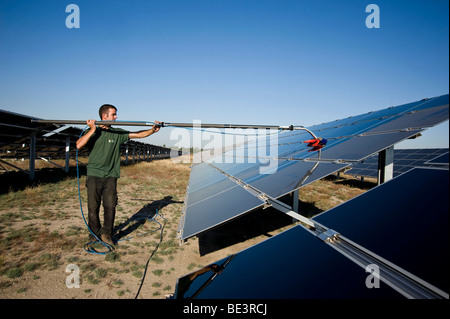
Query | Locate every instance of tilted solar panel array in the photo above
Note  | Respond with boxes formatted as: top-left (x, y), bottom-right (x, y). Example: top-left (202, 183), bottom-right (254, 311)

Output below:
top-left (175, 166), bottom-right (449, 299)
top-left (178, 94), bottom-right (449, 240)
top-left (348, 148), bottom-right (449, 178)
top-left (0, 109), bottom-right (79, 158)
top-left (0, 109), bottom-right (173, 176)
top-left (313, 167), bottom-right (449, 295)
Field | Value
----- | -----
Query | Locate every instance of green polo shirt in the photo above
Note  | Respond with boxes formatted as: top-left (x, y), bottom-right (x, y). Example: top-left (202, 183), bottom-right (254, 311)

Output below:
top-left (85, 127), bottom-right (130, 178)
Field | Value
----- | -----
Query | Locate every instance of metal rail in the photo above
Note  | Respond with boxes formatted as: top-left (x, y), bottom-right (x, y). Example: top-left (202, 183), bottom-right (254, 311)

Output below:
top-left (203, 160), bottom-right (448, 299)
top-left (320, 233), bottom-right (449, 299)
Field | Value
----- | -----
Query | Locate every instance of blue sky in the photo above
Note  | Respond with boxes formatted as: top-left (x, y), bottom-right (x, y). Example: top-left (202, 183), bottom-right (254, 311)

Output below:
top-left (0, 0), bottom-right (448, 149)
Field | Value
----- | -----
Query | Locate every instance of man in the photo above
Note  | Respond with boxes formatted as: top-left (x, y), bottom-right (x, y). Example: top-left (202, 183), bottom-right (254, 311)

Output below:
top-left (76, 104), bottom-right (161, 246)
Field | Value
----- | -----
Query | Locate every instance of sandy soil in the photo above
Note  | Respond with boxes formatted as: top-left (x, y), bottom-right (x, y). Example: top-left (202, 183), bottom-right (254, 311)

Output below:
top-left (0, 158), bottom-right (301, 299)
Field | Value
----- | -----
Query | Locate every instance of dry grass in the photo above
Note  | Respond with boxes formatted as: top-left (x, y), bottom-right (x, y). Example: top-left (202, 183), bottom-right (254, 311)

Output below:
top-left (298, 174), bottom-right (376, 216)
top-left (0, 156), bottom-right (376, 298)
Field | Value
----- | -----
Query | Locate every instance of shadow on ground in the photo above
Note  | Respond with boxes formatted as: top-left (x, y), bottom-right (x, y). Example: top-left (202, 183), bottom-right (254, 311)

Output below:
top-left (197, 194), bottom-right (324, 256)
top-left (113, 195), bottom-right (183, 241)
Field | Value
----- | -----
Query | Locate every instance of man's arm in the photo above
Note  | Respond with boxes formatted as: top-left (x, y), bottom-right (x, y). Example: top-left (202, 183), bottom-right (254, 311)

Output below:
top-left (76, 120), bottom-right (96, 149)
top-left (128, 121), bottom-right (161, 139)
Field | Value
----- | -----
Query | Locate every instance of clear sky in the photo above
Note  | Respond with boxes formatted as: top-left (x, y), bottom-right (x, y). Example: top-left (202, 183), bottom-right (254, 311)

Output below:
top-left (1, 0), bottom-right (448, 149)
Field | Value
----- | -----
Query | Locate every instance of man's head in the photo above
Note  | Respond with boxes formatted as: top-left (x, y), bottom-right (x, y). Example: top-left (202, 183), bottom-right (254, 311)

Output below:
top-left (99, 104), bottom-right (118, 121)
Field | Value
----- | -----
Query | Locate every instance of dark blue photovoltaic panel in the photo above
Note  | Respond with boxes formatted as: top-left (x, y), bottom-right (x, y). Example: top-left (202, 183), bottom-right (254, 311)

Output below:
top-left (180, 184), bottom-right (265, 240)
top-left (307, 130), bottom-right (422, 161)
top-left (349, 148), bottom-right (449, 178)
top-left (185, 163), bottom-right (229, 195)
top-left (425, 151), bottom-right (449, 165)
top-left (175, 225), bottom-right (402, 299)
top-left (178, 162), bottom-right (266, 239)
top-left (178, 94), bottom-right (449, 240)
top-left (236, 160), bottom-right (345, 199)
top-left (313, 167), bottom-right (449, 293)
top-left (309, 94), bottom-right (449, 134)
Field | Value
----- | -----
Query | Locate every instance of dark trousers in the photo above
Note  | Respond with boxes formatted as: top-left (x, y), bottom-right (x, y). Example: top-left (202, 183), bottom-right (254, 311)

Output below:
top-left (86, 176), bottom-right (118, 236)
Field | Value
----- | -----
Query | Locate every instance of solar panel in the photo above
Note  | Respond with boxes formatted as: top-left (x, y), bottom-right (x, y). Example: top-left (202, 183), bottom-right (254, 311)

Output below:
top-left (178, 162), bottom-right (266, 239)
top-left (313, 167), bottom-right (449, 294)
top-left (175, 166), bottom-right (449, 299)
top-left (425, 151), bottom-right (449, 166)
top-left (0, 109), bottom-right (173, 177)
top-left (178, 94), bottom-right (449, 240)
top-left (0, 109), bottom-right (62, 148)
top-left (348, 148), bottom-right (449, 178)
top-left (175, 224), bottom-right (402, 299)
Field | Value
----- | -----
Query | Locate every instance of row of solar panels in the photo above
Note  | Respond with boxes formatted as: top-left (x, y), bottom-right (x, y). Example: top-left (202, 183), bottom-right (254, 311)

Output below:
top-left (175, 94), bottom-right (449, 299)
top-left (348, 147), bottom-right (449, 178)
top-left (175, 166), bottom-right (449, 298)
top-left (0, 109), bottom-right (174, 176)
top-left (178, 94), bottom-right (449, 240)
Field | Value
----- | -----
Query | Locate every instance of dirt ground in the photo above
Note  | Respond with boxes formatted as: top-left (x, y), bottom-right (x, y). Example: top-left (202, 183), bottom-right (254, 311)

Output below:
top-left (0, 156), bottom-right (371, 299)
top-left (0, 157), bottom-right (302, 299)
top-left (1, 213), bottom-right (293, 300)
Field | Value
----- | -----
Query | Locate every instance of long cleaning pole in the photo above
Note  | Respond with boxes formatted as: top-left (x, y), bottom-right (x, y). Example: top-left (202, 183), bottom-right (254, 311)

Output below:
top-left (31, 119), bottom-right (299, 131)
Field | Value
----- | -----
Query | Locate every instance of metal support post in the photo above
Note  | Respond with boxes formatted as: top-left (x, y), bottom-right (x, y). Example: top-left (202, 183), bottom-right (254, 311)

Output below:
top-left (378, 146), bottom-right (394, 184)
top-left (292, 189), bottom-right (299, 213)
top-left (29, 132), bottom-right (36, 180)
top-left (65, 137), bottom-right (70, 173)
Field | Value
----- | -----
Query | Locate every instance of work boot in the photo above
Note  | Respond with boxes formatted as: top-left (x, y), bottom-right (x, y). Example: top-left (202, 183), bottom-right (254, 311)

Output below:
top-left (101, 234), bottom-right (115, 247)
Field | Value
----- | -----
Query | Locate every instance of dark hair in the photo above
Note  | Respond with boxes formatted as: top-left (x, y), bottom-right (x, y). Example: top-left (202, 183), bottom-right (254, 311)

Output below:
top-left (99, 104), bottom-right (117, 119)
